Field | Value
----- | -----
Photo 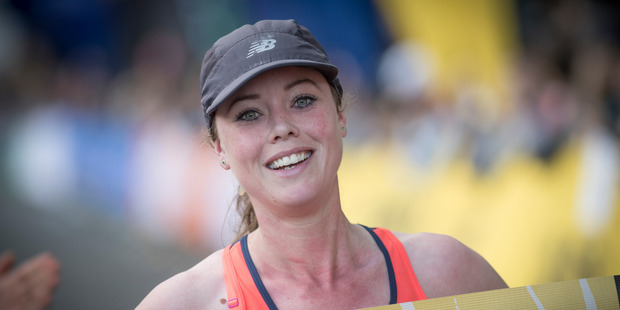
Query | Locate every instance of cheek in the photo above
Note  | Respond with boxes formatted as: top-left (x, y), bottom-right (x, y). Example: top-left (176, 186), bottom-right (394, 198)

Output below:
top-left (304, 108), bottom-right (338, 138)
top-left (220, 129), bottom-right (261, 165)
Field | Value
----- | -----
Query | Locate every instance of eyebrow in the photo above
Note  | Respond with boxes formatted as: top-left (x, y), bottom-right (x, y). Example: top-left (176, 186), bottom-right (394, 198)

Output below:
top-left (226, 94), bottom-right (260, 112)
top-left (225, 78), bottom-right (320, 112)
top-left (285, 78), bottom-right (319, 90)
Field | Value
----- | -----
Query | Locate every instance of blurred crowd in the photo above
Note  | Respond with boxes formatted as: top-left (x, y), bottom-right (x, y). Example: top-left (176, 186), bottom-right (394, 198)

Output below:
top-left (0, 0), bottom-right (243, 251)
top-left (0, 0), bottom-right (393, 251)
top-left (0, 0), bottom-right (619, 286)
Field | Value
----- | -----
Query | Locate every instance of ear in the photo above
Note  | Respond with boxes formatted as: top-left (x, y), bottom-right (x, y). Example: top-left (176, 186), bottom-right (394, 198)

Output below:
top-left (214, 138), bottom-right (230, 170)
top-left (338, 110), bottom-right (347, 138)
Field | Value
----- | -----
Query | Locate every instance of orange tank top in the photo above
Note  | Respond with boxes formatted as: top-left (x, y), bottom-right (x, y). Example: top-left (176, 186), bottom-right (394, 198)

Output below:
top-left (221, 226), bottom-right (427, 309)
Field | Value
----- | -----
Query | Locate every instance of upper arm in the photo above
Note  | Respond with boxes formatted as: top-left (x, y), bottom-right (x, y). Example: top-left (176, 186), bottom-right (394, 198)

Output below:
top-left (398, 232), bottom-right (508, 299)
top-left (136, 272), bottom-right (196, 309)
top-left (135, 250), bottom-right (228, 310)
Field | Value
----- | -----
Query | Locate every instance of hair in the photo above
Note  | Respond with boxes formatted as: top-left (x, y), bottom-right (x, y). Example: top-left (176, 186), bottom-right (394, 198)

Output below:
top-left (208, 82), bottom-right (345, 242)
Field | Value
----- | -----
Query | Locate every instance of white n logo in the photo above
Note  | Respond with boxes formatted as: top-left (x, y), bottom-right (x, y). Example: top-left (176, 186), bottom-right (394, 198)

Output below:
top-left (247, 39), bottom-right (277, 58)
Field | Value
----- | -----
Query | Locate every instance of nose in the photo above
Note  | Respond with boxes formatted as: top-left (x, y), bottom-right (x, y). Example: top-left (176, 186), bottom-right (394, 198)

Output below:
top-left (269, 110), bottom-right (299, 143)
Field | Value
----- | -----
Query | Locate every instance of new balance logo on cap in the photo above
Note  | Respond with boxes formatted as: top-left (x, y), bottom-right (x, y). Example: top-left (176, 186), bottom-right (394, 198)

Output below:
top-left (247, 39), bottom-right (277, 58)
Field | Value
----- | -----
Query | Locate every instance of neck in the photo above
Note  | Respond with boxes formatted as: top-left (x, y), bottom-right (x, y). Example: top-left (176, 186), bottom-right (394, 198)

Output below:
top-left (247, 186), bottom-right (369, 285)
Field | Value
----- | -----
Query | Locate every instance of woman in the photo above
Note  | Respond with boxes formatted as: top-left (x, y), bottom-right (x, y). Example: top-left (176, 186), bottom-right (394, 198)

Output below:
top-left (137, 19), bottom-right (507, 310)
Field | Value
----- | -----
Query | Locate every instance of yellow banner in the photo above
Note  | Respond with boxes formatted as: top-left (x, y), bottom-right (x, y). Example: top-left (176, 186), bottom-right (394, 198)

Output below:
top-left (362, 275), bottom-right (619, 310)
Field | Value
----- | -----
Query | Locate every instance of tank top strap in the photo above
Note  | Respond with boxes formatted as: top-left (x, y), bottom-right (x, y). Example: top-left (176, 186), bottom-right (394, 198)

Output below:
top-left (365, 226), bottom-right (428, 302)
top-left (222, 227), bottom-right (426, 309)
top-left (222, 236), bottom-right (274, 310)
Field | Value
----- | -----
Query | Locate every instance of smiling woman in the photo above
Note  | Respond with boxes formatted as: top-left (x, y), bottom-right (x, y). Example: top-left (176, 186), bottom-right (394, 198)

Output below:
top-left (213, 66), bottom-right (346, 227)
top-left (136, 19), bottom-right (507, 310)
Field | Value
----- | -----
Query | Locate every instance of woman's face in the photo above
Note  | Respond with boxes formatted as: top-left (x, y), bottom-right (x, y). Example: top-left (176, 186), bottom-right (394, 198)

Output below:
top-left (213, 66), bottom-right (346, 213)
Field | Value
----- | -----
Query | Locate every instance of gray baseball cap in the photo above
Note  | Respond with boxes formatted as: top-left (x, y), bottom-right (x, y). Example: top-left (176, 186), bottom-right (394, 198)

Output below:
top-left (200, 19), bottom-right (343, 128)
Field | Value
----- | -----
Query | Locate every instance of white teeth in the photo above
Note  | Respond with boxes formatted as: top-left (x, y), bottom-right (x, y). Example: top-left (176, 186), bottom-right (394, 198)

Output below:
top-left (268, 151), bottom-right (312, 170)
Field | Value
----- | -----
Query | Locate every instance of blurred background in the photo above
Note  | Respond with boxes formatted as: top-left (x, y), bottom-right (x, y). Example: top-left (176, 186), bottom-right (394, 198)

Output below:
top-left (1, 0), bottom-right (619, 308)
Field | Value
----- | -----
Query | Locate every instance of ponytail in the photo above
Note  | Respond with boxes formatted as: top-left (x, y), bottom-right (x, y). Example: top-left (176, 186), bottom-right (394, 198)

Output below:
top-left (232, 186), bottom-right (258, 242)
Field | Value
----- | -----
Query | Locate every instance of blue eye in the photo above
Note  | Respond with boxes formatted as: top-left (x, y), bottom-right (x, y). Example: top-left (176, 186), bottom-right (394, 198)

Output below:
top-left (236, 109), bottom-right (260, 121)
top-left (293, 95), bottom-right (316, 108)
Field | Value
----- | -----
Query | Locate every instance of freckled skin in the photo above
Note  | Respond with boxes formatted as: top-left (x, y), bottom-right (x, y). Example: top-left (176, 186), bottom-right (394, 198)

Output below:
top-left (212, 66), bottom-right (347, 217)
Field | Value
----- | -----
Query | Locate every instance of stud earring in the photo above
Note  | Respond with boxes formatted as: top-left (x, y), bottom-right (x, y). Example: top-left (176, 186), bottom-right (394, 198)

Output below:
top-left (222, 160), bottom-right (226, 166)
top-left (342, 126), bottom-right (347, 131)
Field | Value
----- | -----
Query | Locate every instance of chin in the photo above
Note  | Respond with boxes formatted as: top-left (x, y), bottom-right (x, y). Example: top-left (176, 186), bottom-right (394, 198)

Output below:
top-left (284, 183), bottom-right (335, 208)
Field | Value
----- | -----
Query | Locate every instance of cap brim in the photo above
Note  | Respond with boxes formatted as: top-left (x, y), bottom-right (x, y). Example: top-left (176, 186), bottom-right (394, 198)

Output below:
top-left (206, 59), bottom-right (339, 115)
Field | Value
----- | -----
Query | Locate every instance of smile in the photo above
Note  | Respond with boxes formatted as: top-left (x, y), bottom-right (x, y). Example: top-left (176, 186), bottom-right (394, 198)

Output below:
top-left (267, 151), bottom-right (312, 170)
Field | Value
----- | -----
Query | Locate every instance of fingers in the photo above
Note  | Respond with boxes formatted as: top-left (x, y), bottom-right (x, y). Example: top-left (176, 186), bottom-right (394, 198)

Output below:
top-left (0, 251), bottom-right (16, 275)
top-left (20, 252), bottom-right (61, 283)
top-left (0, 252), bottom-right (60, 310)
top-left (21, 253), bottom-right (61, 309)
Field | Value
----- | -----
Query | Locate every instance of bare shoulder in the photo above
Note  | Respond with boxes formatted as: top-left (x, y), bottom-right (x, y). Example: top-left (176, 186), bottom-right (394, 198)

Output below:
top-left (392, 231), bottom-right (508, 298)
top-left (135, 249), bottom-right (228, 309)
